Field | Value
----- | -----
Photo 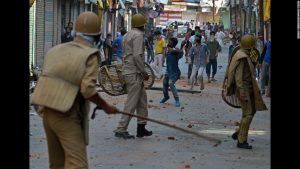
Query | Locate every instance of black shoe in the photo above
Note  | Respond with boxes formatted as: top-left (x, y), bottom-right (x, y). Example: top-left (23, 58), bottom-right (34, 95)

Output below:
top-left (137, 124), bottom-right (153, 138)
top-left (114, 132), bottom-right (135, 139)
top-left (237, 141), bottom-right (252, 149)
top-left (231, 132), bottom-right (238, 140)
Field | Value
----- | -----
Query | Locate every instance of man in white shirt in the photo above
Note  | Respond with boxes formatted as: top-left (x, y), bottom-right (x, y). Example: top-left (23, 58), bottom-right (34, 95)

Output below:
top-left (215, 28), bottom-right (225, 48)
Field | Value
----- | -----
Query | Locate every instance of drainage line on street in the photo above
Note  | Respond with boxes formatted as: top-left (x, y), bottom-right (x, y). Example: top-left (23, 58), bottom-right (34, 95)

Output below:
top-left (145, 86), bottom-right (202, 94)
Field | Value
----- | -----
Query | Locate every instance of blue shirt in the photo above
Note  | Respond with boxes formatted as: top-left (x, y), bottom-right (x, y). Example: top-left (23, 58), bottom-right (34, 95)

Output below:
top-left (165, 49), bottom-right (183, 79)
top-left (112, 35), bottom-right (123, 58)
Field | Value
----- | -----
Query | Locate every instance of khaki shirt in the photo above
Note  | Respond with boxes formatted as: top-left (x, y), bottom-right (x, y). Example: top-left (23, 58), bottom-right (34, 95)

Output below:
top-left (234, 58), bottom-right (253, 94)
top-left (76, 38), bottom-right (99, 99)
top-left (32, 36), bottom-right (99, 113)
top-left (71, 37), bottom-right (99, 113)
top-left (122, 28), bottom-right (146, 75)
top-left (225, 49), bottom-right (267, 111)
top-left (69, 52), bottom-right (98, 116)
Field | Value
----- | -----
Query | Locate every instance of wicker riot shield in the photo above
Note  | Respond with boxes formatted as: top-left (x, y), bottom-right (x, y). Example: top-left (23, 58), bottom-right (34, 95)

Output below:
top-left (98, 62), bottom-right (155, 96)
top-left (221, 45), bottom-right (241, 108)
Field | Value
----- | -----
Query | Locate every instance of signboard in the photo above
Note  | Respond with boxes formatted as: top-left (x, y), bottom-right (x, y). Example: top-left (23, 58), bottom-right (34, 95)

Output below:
top-left (264, 0), bottom-right (271, 21)
top-left (164, 5), bottom-right (187, 12)
top-left (30, 0), bottom-right (35, 6)
top-left (159, 12), bottom-right (182, 25)
top-left (202, 7), bottom-right (211, 12)
top-left (185, 0), bottom-right (200, 3)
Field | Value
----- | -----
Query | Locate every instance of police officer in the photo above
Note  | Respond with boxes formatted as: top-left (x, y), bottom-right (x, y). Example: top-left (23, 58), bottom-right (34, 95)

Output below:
top-left (113, 14), bottom-right (152, 139)
top-left (32, 12), bottom-right (119, 168)
top-left (225, 35), bottom-right (267, 149)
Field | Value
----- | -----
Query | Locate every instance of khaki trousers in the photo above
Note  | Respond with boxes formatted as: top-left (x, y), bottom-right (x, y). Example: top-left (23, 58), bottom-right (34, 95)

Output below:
top-left (114, 73), bottom-right (148, 132)
top-left (43, 108), bottom-right (88, 169)
top-left (237, 93), bottom-right (256, 143)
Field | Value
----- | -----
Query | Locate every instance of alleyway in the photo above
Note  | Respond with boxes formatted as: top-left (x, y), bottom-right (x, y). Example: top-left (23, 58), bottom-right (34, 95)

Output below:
top-left (30, 44), bottom-right (270, 169)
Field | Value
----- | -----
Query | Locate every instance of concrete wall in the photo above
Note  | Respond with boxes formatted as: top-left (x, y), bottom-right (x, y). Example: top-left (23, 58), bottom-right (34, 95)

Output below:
top-left (221, 10), bottom-right (230, 30)
top-left (182, 11), bottom-right (197, 24)
top-left (197, 12), bottom-right (221, 25)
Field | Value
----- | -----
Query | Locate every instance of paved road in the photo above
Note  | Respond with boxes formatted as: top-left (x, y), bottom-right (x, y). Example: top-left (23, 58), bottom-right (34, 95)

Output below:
top-left (30, 43), bottom-right (270, 169)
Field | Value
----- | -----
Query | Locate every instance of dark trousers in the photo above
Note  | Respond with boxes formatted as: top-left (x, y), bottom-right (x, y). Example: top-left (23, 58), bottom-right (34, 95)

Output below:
top-left (256, 66), bottom-right (260, 79)
top-left (163, 75), bottom-right (179, 101)
top-left (147, 48), bottom-right (154, 64)
top-left (206, 59), bottom-right (217, 77)
top-left (261, 61), bottom-right (270, 91)
top-left (107, 55), bottom-right (112, 65)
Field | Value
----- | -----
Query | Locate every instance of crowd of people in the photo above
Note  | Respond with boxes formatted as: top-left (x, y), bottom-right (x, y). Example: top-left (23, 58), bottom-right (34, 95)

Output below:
top-left (149, 23), bottom-right (225, 92)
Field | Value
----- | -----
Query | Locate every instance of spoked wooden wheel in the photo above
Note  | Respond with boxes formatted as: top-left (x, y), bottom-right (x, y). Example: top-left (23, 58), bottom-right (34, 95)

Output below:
top-left (221, 45), bottom-right (241, 108)
top-left (143, 62), bottom-right (155, 89)
top-left (98, 62), bottom-right (155, 96)
top-left (221, 79), bottom-right (241, 108)
top-left (98, 64), bottom-right (126, 96)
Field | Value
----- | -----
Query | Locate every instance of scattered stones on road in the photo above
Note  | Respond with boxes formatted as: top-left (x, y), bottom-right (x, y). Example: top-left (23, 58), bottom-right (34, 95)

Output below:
top-left (168, 136), bottom-right (175, 140)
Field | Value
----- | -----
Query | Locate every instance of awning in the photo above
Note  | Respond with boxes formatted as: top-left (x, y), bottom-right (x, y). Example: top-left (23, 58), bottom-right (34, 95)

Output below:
top-left (263, 0), bottom-right (271, 21)
top-left (29, 0), bottom-right (35, 7)
top-left (97, 0), bottom-right (104, 9)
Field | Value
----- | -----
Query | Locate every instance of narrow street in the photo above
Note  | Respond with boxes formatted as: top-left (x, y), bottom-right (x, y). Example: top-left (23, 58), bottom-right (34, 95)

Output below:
top-left (30, 44), bottom-right (270, 169)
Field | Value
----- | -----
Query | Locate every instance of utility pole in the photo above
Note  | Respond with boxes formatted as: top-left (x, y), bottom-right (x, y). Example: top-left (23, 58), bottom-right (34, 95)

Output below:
top-left (213, 0), bottom-right (215, 22)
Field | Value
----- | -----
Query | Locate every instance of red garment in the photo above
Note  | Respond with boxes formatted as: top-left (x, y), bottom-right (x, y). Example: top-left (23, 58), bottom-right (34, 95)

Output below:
top-left (185, 34), bottom-right (190, 40)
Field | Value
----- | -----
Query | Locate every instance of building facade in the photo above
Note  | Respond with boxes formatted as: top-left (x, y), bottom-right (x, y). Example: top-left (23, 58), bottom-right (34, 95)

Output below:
top-left (29, 0), bottom-right (270, 70)
top-left (30, 0), bottom-right (96, 68)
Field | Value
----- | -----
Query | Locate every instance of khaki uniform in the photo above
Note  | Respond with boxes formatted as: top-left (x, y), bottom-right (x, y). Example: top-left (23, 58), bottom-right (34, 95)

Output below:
top-left (114, 28), bottom-right (148, 132)
top-left (32, 37), bottom-right (99, 169)
top-left (225, 49), bottom-right (267, 143)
